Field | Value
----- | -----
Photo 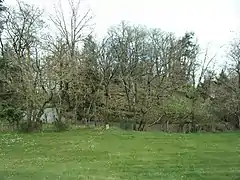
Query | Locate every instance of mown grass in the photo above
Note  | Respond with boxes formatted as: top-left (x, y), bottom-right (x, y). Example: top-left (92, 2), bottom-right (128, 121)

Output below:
top-left (0, 129), bottom-right (240, 180)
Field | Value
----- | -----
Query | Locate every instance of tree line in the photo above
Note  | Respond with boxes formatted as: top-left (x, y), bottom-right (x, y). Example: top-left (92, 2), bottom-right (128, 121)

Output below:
top-left (0, 0), bottom-right (240, 132)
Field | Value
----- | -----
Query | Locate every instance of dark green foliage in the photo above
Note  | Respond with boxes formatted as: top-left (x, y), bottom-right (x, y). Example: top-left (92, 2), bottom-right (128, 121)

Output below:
top-left (120, 119), bottom-right (134, 130)
top-left (0, 103), bottom-right (23, 127)
top-left (53, 120), bottom-right (69, 132)
top-left (19, 121), bottom-right (42, 133)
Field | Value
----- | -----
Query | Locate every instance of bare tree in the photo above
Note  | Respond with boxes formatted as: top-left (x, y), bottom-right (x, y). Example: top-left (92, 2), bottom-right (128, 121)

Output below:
top-left (48, 0), bottom-right (94, 122)
top-left (3, 1), bottom-right (52, 130)
top-left (226, 39), bottom-right (240, 128)
top-left (98, 37), bottom-right (118, 113)
top-left (107, 22), bottom-right (147, 117)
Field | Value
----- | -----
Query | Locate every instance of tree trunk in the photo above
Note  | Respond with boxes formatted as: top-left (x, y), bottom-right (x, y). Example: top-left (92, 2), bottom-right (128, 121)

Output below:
top-left (27, 101), bottom-right (34, 122)
top-left (190, 97), bottom-right (197, 132)
top-left (238, 116), bottom-right (240, 129)
top-left (166, 120), bottom-right (169, 132)
top-left (178, 123), bottom-right (184, 133)
top-left (105, 85), bottom-right (109, 108)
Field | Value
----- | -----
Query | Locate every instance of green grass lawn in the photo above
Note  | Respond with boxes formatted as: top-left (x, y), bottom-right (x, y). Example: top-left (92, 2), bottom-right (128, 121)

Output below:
top-left (0, 129), bottom-right (240, 180)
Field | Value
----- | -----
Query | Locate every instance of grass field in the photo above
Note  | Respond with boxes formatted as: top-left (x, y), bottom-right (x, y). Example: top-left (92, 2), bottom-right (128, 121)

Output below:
top-left (0, 129), bottom-right (240, 180)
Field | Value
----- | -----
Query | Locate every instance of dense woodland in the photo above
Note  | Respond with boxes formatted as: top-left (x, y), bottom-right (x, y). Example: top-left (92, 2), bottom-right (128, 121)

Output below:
top-left (0, 0), bottom-right (240, 133)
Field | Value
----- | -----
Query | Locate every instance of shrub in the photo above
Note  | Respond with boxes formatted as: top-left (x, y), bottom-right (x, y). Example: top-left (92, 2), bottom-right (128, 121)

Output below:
top-left (53, 120), bottom-right (69, 132)
top-left (0, 104), bottom-right (23, 128)
top-left (19, 121), bottom-right (42, 133)
top-left (120, 119), bottom-right (133, 130)
top-left (162, 95), bottom-right (191, 124)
